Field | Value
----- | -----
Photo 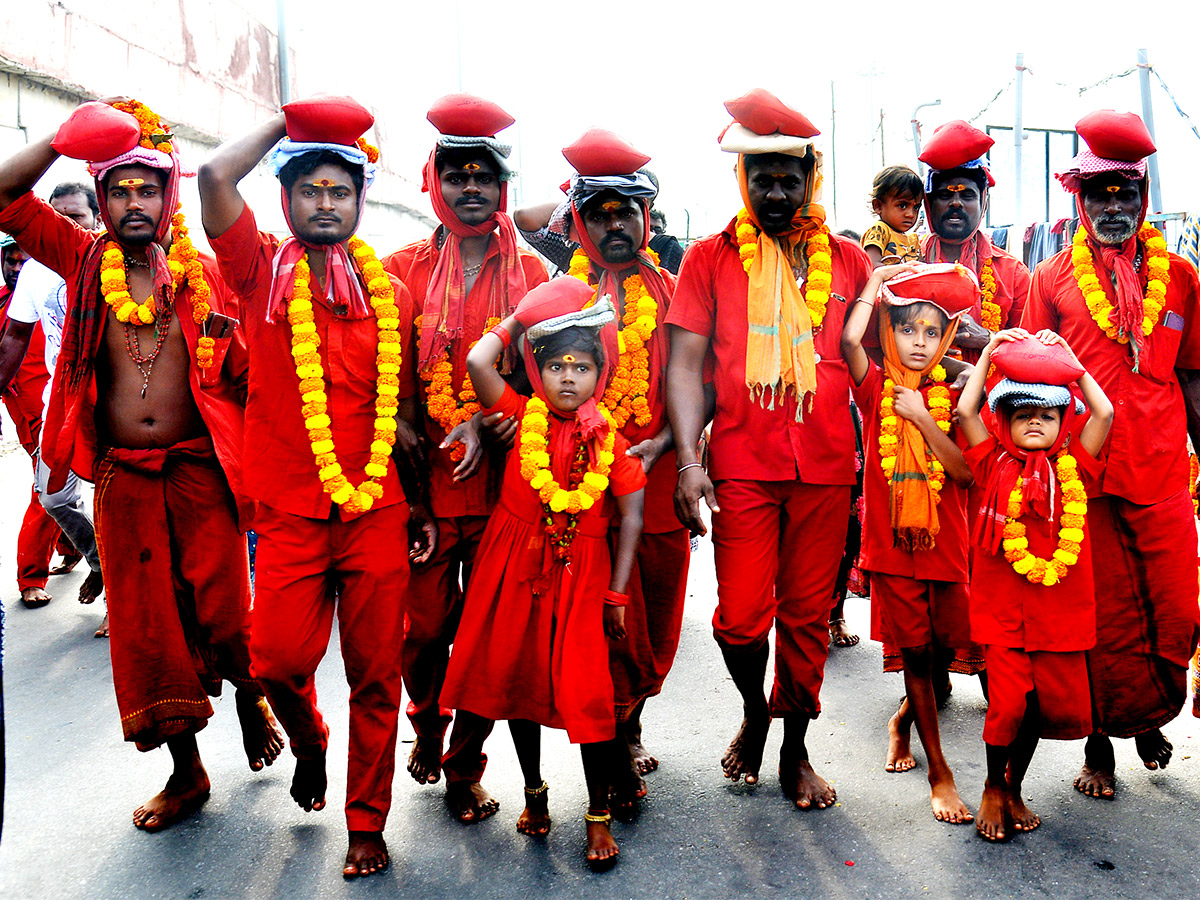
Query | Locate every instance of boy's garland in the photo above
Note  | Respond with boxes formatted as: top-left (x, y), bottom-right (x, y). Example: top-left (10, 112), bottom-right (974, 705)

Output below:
top-left (1071, 224), bottom-right (1170, 344)
top-left (879, 365), bottom-right (951, 502)
top-left (734, 208), bottom-right (833, 330)
top-left (418, 314), bottom-right (502, 461)
top-left (1001, 452), bottom-right (1087, 586)
top-left (288, 237), bottom-right (401, 514)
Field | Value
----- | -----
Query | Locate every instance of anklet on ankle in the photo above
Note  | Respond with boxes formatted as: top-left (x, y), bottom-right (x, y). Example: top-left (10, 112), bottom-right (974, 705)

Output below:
top-left (584, 810), bottom-right (612, 824)
top-left (524, 781), bottom-right (549, 799)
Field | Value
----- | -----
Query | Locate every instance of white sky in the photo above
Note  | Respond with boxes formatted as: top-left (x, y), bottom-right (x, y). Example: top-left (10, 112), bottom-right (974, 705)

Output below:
top-left (291, 0), bottom-right (1200, 241)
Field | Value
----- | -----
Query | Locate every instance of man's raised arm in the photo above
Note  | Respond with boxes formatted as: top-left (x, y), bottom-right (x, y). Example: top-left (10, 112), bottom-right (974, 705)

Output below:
top-left (0, 133), bottom-right (60, 214)
top-left (197, 113), bottom-right (286, 238)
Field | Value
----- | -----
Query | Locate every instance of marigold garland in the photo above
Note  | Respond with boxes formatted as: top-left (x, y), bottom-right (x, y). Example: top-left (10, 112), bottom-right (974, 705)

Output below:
top-left (519, 395), bottom-right (616, 516)
top-left (879, 365), bottom-right (950, 502)
top-left (1001, 453), bottom-right (1087, 586)
top-left (1071, 223), bottom-right (1170, 344)
top-left (418, 315), bottom-right (501, 462)
top-left (979, 256), bottom-right (1001, 331)
top-left (1189, 450), bottom-right (1199, 516)
top-left (113, 99), bottom-right (174, 154)
top-left (288, 236), bottom-right (401, 515)
top-left (99, 208), bottom-right (216, 368)
top-left (734, 208), bottom-right (833, 330)
top-left (568, 248), bottom-right (657, 428)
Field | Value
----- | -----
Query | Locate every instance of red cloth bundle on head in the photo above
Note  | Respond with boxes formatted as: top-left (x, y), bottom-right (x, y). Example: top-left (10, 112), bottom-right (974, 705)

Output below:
top-left (991, 336), bottom-right (1085, 386)
top-left (426, 93), bottom-right (514, 137)
top-left (918, 120), bottom-right (995, 180)
top-left (723, 88), bottom-right (820, 139)
top-left (51, 102), bottom-right (141, 162)
top-left (282, 94), bottom-right (375, 144)
top-left (563, 128), bottom-right (651, 176)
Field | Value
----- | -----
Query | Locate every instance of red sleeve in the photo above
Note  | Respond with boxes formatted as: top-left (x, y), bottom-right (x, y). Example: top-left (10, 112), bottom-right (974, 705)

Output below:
top-left (208, 204), bottom-right (275, 311)
top-left (851, 359), bottom-right (883, 412)
top-left (1005, 260), bottom-right (1032, 329)
top-left (521, 250), bottom-right (550, 289)
top-left (0, 192), bottom-right (93, 280)
top-left (964, 435), bottom-right (999, 485)
top-left (1171, 256), bottom-right (1200, 370)
top-left (609, 432), bottom-right (648, 496)
top-left (1072, 437), bottom-right (1105, 494)
top-left (483, 383), bottom-right (526, 421)
top-left (1019, 262), bottom-right (1060, 335)
top-left (664, 238), bottom-right (717, 337)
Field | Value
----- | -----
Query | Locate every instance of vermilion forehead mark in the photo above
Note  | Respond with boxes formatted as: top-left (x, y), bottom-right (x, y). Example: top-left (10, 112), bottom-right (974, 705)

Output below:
top-left (305, 179), bottom-right (342, 188)
top-left (946, 184), bottom-right (966, 192)
top-left (562, 354), bottom-right (577, 362)
top-left (601, 200), bottom-right (621, 211)
top-left (463, 163), bottom-right (481, 172)
top-left (117, 178), bottom-right (145, 187)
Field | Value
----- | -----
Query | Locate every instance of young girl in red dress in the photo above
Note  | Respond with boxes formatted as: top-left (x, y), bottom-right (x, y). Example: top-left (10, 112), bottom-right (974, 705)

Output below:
top-left (441, 277), bottom-right (645, 870)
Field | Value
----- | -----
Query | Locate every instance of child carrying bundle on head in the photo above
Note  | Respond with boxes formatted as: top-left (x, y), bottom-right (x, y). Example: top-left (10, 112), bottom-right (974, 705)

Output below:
top-left (841, 262), bottom-right (978, 825)
top-left (861, 166), bottom-right (924, 268)
top-left (956, 328), bottom-right (1113, 842)
top-left (440, 277), bottom-right (645, 871)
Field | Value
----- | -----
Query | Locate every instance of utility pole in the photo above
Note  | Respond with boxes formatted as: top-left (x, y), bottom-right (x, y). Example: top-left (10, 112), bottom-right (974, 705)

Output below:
top-left (1138, 48), bottom-right (1164, 214)
top-left (830, 80), bottom-right (837, 220)
top-left (276, 0), bottom-right (290, 105)
top-left (1014, 52), bottom-right (1025, 234)
top-left (911, 99), bottom-right (941, 174)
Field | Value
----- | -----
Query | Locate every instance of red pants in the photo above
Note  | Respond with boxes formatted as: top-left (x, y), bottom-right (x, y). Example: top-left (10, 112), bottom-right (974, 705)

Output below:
top-left (711, 480), bottom-right (850, 717)
top-left (403, 514), bottom-right (493, 784)
top-left (609, 528), bottom-right (691, 721)
top-left (251, 502), bottom-right (409, 832)
top-left (983, 645), bottom-right (1091, 745)
top-left (871, 574), bottom-right (970, 650)
top-left (10, 419), bottom-right (70, 591)
top-left (93, 442), bottom-right (256, 751)
top-left (1087, 490), bottom-right (1200, 737)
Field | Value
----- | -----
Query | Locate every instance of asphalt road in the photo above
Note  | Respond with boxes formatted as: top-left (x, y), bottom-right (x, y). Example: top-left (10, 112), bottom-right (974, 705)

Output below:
top-left (1, 442), bottom-right (1198, 900)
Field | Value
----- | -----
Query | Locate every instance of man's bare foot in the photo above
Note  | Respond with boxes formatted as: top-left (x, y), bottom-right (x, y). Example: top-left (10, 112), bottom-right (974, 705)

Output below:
top-left (236, 690), bottom-right (284, 772)
top-left (343, 831), bottom-right (389, 879)
top-left (629, 735), bottom-right (658, 775)
top-left (94, 613), bottom-right (109, 639)
top-left (828, 618), bottom-right (860, 648)
top-left (585, 811), bottom-right (619, 871)
top-left (445, 781), bottom-right (499, 823)
top-left (78, 569), bottom-right (104, 604)
top-left (50, 550), bottom-right (83, 576)
top-left (1134, 729), bottom-right (1173, 770)
top-left (1074, 734), bottom-right (1116, 799)
top-left (722, 712), bottom-right (770, 784)
top-left (779, 757), bottom-right (836, 810)
top-left (976, 783), bottom-right (1009, 841)
top-left (1007, 792), bottom-right (1040, 832)
top-left (516, 783), bottom-right (550, 836)
top-left (886, 701), bottom-right (916, 773)
top-left (406, 736), bottom-right (442, 784)
top-left (20, 586), bottom-right (51, 608)
top-left (132, 766), bottom-right (211, 831)
top-left (291, 756), bottom-right (327, 812)
top-left (930, 776), bottom-right (973, 823)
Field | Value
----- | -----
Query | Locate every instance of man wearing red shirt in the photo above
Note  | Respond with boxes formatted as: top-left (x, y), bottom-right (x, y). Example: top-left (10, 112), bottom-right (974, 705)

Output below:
top-left (1021, 110), bottom-right (1200, 799)
top-left (199, 96), bottom-right (431, 879)
top-left (383, 95), bottom-right (546, 822)
top-left (918, 121), bottom-right (1030, 363)
top-left (667, 90), bottom-right (871, 810)
top-left (0, 99), bottom-right (282, 832)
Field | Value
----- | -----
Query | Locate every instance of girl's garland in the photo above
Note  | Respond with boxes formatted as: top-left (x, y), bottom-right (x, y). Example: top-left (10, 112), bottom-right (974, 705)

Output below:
top-left (1071, 224), bottom-right (1170, 344)
top-left (288, 237), bottom-right (401, 514)
top-left (879, 365), bottom-right (951, 502)
top-left (1001, 452), bottom-right (1087, 586)
top-left (734, 209), bottom-right (833, 330)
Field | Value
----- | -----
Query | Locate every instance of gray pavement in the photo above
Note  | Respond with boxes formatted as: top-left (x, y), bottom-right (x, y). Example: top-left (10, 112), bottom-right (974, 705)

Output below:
top-left (1, 443), bottom-right (1199, 899)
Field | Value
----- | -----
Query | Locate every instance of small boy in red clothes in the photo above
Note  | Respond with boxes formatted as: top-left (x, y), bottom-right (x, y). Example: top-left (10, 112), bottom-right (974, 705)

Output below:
top-left (442, 277), bottom-right (645, 870)
top-left (842, 262), bottom-right (978, 824)
top-left (956, 328), bottom-right (1113, 841)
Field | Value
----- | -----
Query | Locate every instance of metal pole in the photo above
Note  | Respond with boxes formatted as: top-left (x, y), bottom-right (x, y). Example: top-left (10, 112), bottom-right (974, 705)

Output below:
top-left (276, 0), bottom-right (290, 105)
top-left (1013, 53), bottom-right (1024, 234)
top-left (1138, 48), bottom-right (1164, 214)
top-left (830, 80), bottom-right (837, 220)
top-left (911, 99), bottom-right (941, 175)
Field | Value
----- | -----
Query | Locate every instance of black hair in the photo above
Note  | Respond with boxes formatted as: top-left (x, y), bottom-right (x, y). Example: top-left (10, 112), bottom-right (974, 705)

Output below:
top-left (744, 149), bottom-right (815, 176)
top-left (871, 165), bottom-right (924, 205)
top-left (434, 145), bottom-right (499, 176)
top-left (888, 301), bottom-right (949, 331)
top-left (649, 209), bottom-right (667, 228)
top-left (531, 326), bottom-right (606, 373)
top-left (930, 166), bottom-right (987, 196)
top-left (278, 150), bottom-right (365, 197)
top-left (51, 181), bottom-right (99, 218)
top-left (837, 228), bottom-right (861, 242)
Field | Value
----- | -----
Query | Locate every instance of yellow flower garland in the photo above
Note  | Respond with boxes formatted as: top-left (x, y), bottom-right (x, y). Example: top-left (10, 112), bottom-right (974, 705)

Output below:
top-left (568, 248), bottom-right (657, 428)
top-left (113, 99), bottom-right (174, 154)
top-left (418, 315), bottom-right (501, 462)
top-left (1071, 223), bottom-right (1170, 343)
top-left (979, 256), bottom-right (1001, 331)
top-left (879, 365), bottom-right (950, 501)
top-left (734, 208), bottom-right (833, 330)
top-left (99, 209), bottom-right (216, 368)
top-left (1001, 453), bottom-right (1087, 586)
top-left (288, 236), bottom-right (401, 515)
top-left (518, 396), bottom-right (616, 514)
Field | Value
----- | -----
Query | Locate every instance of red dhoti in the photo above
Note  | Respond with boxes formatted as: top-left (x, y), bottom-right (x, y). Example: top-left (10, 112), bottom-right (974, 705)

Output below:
top-left (250, 502), bottom-right (409, 832)
top-left (1086, 489), bottom-right (1200, 737)
top-left (6, 407), bottom-right (70, 592)
top-left (93, 439), bottom-right (256, 751)
top-left (609, 527), bottom-right (691, 722)
top-left (711, 480), bottom-right (850, 717)
top-left (403, 513), bottom-right (494, 784)
top-left (871, 574), bottom-right (971, 650)
top-left (982, 645), bottom-right (1091, 745)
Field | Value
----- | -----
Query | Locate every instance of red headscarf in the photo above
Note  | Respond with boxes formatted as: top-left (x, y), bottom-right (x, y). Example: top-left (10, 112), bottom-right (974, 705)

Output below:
top-left (418, 150), bottom-right (528, 370)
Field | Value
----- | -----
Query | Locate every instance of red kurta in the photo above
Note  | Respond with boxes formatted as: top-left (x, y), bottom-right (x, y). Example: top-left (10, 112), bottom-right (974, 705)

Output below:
top-left (440, 386), bottom-right (645, 743)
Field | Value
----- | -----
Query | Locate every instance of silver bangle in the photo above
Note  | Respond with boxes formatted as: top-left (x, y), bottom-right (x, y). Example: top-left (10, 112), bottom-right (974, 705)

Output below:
top-left (854, 297), bottom-right (874, 306)
top-left (677, 462), bottom-right (704, 475)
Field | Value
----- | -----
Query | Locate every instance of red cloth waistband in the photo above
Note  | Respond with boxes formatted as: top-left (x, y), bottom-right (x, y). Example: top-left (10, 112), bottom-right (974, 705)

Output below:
top-left (102, 436), bottom-right (216, 474)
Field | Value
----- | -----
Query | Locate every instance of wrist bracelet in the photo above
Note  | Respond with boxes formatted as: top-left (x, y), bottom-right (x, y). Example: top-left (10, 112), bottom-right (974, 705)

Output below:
top-left (488, 324), bottom-right (513, 350)
top-left (677, 462), bottom-right (703, 475)
top-left (854, 297), bottom-right (874, 306)
top-left (603, 589), bottom-right (629, 607)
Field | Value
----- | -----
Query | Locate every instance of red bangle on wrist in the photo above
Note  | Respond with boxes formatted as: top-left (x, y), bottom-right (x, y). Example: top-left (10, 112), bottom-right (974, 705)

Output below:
top-left (489, 324), bottom-right (512, 350)
top-left (603, 589), bottom-right (629, 607)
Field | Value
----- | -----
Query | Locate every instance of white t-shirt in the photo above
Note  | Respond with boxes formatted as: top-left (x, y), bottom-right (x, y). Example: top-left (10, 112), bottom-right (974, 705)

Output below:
top-left (8, 258), bottom-right (68, 413)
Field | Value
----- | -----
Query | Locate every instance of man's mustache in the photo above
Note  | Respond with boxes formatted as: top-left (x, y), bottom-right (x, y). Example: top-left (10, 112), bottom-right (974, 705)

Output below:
top-left (308, 213), bottom-right (342, 224)
top-left (601, 234), bottom-right (633, 248)
top-left (120, 213), bottom-right (153, 227)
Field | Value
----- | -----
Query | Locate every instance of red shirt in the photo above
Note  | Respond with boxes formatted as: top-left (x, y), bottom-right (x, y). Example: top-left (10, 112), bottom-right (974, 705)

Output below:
top-left (0, 285), bottom-right (50, 448)
top-left (854, 362), bottom-right (970, 581)
top-left (1021, 248), bottom-right (1200, 504)
top-left (383, 232), bottom-right (547, 519)
top-left (965, 436), bottom-right (1103, 651)
top-left (210, 204), bottom-right (416, 520)
top-left (0, 193), bottom-right (251, 516)
top-left (667, 221), bottom-right (871, 484)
